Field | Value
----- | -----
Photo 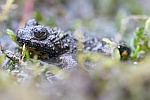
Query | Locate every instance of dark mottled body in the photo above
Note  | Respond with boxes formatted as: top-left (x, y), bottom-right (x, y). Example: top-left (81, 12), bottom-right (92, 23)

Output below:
top-left (16, 19), bottom-right (77, 58)
top-left (83, 38), bottom-right (111, 55)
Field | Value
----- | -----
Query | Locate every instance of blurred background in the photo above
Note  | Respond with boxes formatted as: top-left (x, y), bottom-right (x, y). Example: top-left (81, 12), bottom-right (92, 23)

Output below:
top-left (1, 0), bottom-right (150, 100)
top-left (1, 0), bottom-right (150, 31)
top-left (1, 0), bottom-right (150, 41)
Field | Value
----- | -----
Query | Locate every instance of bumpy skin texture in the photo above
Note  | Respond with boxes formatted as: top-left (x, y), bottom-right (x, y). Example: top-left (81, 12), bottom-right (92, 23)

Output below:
top-left (83, 38), bottom-right (111, 55)
top-left (16, 19), bottom-right (77, 58)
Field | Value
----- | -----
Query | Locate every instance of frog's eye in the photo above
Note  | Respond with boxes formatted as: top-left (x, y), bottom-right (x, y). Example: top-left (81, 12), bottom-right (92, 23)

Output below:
top-left (33, 26), bottom-right (48, 40)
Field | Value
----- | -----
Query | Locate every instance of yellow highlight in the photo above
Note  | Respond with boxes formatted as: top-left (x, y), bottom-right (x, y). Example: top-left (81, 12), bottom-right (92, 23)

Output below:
top-left (121, 51), bottom-right (128, 57)
top-left (20, 46), bottom-right (49, 59)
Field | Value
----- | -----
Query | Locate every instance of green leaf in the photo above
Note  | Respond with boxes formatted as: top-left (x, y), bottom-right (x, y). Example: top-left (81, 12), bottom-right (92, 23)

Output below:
top-left (0, 54), bottom-right (6, 65)
top-left (131, 45), bottom-right (140, 60)
top-left (25, 51), bottom-right (30, 60)
top-left (7, 29), bottom-right (17, 44)
top-left (72, 19), bottom-right (82, 29)
top-left (102, 38), bottom-right (113, 46)
top-left (135, 27), bottom-right (144, 38)
top-left (133, 27), bottom-right (149, 52)
top-left (33, 55), bottom-right (38, 64)
top-left (113, 48), bottom-right (120, 60)
top-left (33, 11), bottom-right (43, 22)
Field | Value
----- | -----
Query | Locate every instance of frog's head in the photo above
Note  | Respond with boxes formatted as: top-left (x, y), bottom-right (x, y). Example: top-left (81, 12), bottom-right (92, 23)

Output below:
top-left (16, 19), bottom-right (76, 57)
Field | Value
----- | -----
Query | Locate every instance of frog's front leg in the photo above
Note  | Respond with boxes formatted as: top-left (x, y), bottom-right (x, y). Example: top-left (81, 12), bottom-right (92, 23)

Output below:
top-left (59, 53), bottom-right (79, 71)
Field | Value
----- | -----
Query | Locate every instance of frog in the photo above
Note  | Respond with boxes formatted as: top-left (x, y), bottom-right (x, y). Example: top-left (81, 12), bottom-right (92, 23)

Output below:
top-left (16, 19), bottom-right (131, 70)
top-left (16, 19), bottom-right (79, 70)
top-left (16, 19), bottom-right (77, 59)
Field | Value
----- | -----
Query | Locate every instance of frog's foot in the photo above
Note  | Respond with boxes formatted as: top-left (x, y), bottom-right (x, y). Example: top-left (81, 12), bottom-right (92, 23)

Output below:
top-left (59, 54), bottom-right (79, 71)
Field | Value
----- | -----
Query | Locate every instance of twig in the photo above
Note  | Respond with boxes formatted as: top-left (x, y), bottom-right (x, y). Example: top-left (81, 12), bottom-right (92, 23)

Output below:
top-left (0, 42), bottom-right (20, 62)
